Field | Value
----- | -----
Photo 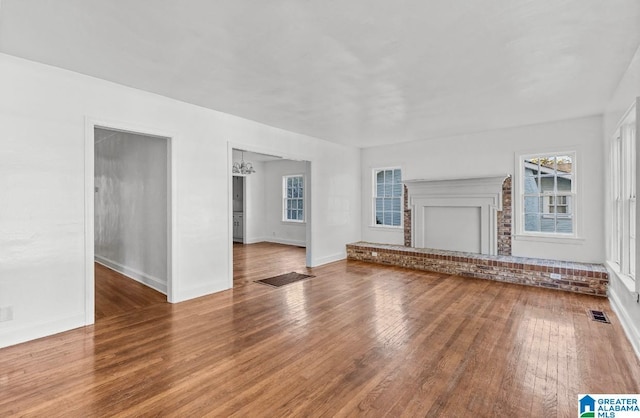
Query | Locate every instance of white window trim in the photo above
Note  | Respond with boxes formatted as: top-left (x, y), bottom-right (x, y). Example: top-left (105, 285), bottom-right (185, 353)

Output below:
top-left (371, 166), bottom-right (403, 229)
top-left (608, 100), bottom-right (637, 286)
top-left (282, 174), bottom-right (305, 223)
top-left (514, 150), bottom-right (581, 241)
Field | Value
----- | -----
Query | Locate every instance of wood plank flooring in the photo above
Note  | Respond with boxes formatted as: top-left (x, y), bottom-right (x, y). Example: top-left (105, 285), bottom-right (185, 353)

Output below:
top-left (94, 262), bottom-right (166, 320)
top-left (1, 242), bottom-right (639, 417)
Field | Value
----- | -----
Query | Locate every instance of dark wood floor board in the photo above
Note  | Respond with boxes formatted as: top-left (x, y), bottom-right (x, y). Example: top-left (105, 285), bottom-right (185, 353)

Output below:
top-left (1, 242), bottom-right (639, 417)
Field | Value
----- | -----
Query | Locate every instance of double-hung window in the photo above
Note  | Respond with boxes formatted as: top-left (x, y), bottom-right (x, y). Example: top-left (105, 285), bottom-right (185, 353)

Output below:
top-left (610, 103), bottom-right (636, 280)
top-left (373, 168), bottom-right (402, 227)
top-left (520, 153), bottom-right (576, 235)
top-left (283, 175), bottom-right (304, 222)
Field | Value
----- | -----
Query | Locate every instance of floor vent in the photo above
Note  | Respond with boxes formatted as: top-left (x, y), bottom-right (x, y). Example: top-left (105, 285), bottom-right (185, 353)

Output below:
top-left (588, 309), bottom-right (610, 324)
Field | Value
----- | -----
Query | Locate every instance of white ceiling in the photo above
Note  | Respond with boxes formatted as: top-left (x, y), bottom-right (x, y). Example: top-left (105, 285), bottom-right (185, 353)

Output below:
top-left (1, 1), bottom-right (638, 148)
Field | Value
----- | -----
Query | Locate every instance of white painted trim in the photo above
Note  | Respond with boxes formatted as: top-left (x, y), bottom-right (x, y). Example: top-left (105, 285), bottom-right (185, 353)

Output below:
top-left (513, 234), bottom-right (586, 244)
top-left (0, 313), bottom-right (85, 349)
top-left (84, 119), bottom-right (95, 325)
top-left (311, 252), bottom-right (345, 267)
top-left (609, 285), bottom-right (640, 361)
top-left (174, 282), bottom-right (230, 303)
top-left (95, 257), bottom-right (167, 294)
top-left (405, 175), bottom-right (507, 255)
top-left (514, 148), bottom-right (581, 239)
top-left (264, 237), bottom-right (307, 247)
top-left (372, 166), bottom-right (403, 228)
top-left (85, 117), bottom-right (178, 315)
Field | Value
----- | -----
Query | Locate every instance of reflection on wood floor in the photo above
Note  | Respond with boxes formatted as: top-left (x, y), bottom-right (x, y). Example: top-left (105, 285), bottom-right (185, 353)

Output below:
top-left (95, 262), bottom-right (166, 321)
top-left (1, 242), bottom-right (639, 416)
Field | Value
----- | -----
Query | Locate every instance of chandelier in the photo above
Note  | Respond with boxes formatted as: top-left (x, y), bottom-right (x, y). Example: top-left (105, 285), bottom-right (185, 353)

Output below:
top-left (232, 151), bottom-right (256, 175)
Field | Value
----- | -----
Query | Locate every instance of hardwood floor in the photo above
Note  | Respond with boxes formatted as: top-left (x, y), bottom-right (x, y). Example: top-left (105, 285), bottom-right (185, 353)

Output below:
top-left (94, 262), bottom-right (166, 321)
top-left (1, 242), bottom-right (639, 417)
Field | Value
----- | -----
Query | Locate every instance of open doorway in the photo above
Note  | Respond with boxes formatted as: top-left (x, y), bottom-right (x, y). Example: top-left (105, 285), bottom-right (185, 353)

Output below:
top-left (92, 126), bottom-right (172, 320)
top-left (230, 148), bottom-right (311, 287)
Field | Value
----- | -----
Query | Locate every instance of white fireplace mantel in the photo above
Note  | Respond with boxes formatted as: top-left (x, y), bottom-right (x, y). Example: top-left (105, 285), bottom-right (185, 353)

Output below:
top-left (404, 175), bottom-right (509, 255)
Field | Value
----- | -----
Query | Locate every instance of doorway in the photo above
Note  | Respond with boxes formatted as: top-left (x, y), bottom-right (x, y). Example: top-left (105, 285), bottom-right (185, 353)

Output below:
top-left (230, 148), bottom-right (311, 286)
top-left (85, 122), bottom-right (174, 324)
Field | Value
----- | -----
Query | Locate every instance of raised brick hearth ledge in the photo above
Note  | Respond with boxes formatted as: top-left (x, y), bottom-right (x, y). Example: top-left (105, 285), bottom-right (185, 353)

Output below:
top-left (346, 242), bottom-right (608, 297)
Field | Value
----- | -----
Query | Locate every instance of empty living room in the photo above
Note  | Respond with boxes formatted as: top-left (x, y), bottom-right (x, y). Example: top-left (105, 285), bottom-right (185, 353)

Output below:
top-left (1, 1), bottom-right (640, 416)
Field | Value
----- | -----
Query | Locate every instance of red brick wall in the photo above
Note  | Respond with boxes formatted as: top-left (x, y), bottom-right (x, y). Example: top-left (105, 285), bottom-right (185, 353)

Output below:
top-left (497, 176), bottom-right (512, 256)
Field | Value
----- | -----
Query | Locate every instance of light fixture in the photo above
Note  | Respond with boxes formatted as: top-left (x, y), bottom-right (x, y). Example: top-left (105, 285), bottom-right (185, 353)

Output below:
top-left (232, 151), bottom-right (256, 175)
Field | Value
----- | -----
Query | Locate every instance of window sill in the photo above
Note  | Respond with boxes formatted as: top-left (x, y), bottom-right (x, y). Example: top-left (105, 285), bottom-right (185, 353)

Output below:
top-left (606, 261), bottom-right (636, 294)
top-left (282, 220), bottom-right (306, 225)
top-left (513, 234), bottom-right (584, 245)
top-left (369, 225), bottom-right (403, 230)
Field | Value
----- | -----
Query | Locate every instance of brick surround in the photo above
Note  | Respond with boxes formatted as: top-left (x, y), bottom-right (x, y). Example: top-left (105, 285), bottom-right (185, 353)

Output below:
top-left (346, 242), bottom-right (608, 296)
top-left (496, 176), bottom-right (512, 256)
top-left (403, 185), bottom-right (411, 247)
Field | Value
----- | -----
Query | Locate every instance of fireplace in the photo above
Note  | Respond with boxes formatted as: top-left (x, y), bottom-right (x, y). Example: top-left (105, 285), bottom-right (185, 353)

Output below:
top-left (404, 175), bottom-right (509, 256)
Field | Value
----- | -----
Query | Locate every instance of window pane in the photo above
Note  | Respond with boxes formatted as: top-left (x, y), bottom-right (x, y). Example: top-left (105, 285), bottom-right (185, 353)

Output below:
top-left (557, 174), bottom-right (572, 192)
top-left (376, 198), bottom-right (383, 212)
top-left (522, 153), bottom-right (575, 236)
top-left (376, 212), bottom-right (383, 224)
top-left (524, 213), bottom-right (542, 232)
top-left (384, 183), bottom-right (392, 197)
top-left (392, 197), bottom-right (401, 211)
top-left (556, 155), bottom-right (573, 173)
top-left (384, 212), bottom-right (392, 225)
top-left (524, 196), bottom-right (542, 214)
top-left (384, 198), bottom-right (392, 211)
top-left (392, 211), bottom-right (401, 226)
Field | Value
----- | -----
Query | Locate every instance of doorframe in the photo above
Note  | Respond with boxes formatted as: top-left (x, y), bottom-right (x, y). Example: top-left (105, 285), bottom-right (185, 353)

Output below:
top-left (84, 117), bottom-right (178, 325)
top-left (227, 141), bottom-right (313, 288)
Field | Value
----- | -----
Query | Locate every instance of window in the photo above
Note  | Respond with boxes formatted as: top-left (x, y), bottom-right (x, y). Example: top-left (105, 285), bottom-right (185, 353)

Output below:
top-left (610, 104), bottom-right (636, 280)
top-left (373, 168), bottom-right (402, 227)
top-left (520, 153), bottom-right (576, 235)
top-left (283, 175), bottom-right (304, 222)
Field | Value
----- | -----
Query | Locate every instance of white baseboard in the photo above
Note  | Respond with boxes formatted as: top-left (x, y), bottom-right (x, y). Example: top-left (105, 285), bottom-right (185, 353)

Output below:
top-left (95, 255), bottom-right (167, 294)
top-left (0, 312), bottom-right (85, 349)
top-left (173, 281), bottom-right (230, 303)
top-left (264, 237), bottom-right (306, 247)
top-left (311, 251), bottom-right (345, 267)
top-left (244, 237), bottom-right (306, 247)
top-left (609, 285), bottom-right (640, 361)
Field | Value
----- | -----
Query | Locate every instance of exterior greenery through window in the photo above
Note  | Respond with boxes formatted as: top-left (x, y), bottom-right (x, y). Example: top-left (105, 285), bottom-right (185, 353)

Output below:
top-left (374, 168), bottom-right (402, 227)
top-left (283, 175), bottom-right (304, 222)
top-left (522, 153), bottom-right (575, 234)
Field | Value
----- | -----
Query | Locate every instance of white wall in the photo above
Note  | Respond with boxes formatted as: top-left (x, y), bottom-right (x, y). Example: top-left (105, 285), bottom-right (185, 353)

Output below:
top-left (94, 128), bottom-right (168, 294)
top-left (262, 160), bottom-right (308, 247)
top-left (361, 115), bottom-right (605, 263)
top-left (0, 53), bottom-right (361, 348)
top-left (603, 45), bottom-right (640, 358)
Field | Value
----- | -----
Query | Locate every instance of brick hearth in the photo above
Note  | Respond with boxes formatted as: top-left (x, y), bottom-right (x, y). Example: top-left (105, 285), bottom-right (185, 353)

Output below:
top-left (346, 241), bottom-right (608, 296)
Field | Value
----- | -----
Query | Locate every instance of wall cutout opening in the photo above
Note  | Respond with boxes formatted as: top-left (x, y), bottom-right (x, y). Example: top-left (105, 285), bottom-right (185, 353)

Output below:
top-left (94, 127), bottom-right (170, 319)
